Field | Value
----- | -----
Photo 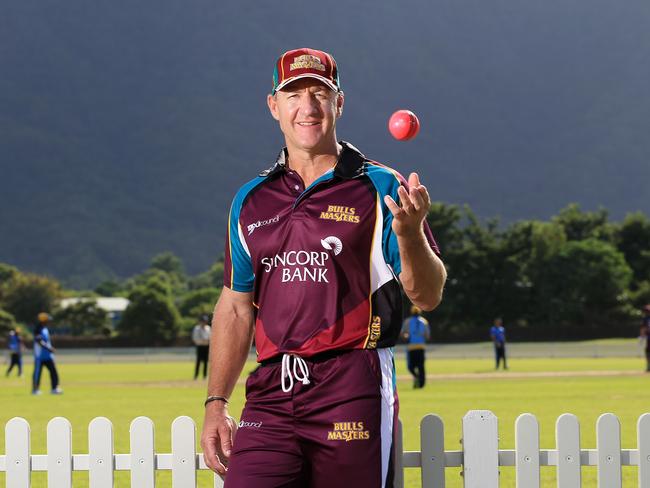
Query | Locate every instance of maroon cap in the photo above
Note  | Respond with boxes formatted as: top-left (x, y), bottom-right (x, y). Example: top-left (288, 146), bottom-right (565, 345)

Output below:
top-left (272, 48), bottom-right (341, 94)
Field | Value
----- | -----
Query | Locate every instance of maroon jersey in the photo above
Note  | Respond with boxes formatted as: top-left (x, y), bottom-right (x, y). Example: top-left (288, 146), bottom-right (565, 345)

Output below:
top-left (224, 142), bottom-right (439, 361)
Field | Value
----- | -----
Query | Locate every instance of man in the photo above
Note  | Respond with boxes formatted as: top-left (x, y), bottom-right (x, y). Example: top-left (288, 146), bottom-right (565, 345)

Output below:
top-left (5, 327), bottom-right (24, 377)
top-left (201, 47), bottom-right (446, 487)
top-left (490, 317), bottom-right (507, 370)
top-left (192, 314), bottom-right (212, 379)
top-left (402, 306), bottom-right (430, 388)
top-left (32, 313), bottom-right (63, 395)
top-left (640, 305), bottom-right (650, 372)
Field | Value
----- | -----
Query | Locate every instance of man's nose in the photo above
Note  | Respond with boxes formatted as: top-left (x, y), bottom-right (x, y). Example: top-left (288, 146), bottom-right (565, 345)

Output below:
top-left (299, 95), bottom-right (320, 116)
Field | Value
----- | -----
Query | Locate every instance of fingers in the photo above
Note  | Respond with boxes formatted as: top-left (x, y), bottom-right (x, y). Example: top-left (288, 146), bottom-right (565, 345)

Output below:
top-left (399, 185), bottom-right (429, 213)
top-left (385, 173), bottom-right (430, 219)
top-left (412, 184), bottom-right (430, 210)
top-left (219, 417), bottom-right (235, 459)
top-left (201, 415), bottom-right (236, 475)
top-left (408, 172), bottom-right (421, 188)
top-left (202, 435), bottom-right (227, 475)
top-left (397, 186), bottom-right (414, 213)
top-left (384, 195), bottom-right (403, 217)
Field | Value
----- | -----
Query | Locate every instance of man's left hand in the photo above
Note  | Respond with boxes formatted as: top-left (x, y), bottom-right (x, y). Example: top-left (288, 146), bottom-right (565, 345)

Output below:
top-left (384, 172), bottom-right (430, 237)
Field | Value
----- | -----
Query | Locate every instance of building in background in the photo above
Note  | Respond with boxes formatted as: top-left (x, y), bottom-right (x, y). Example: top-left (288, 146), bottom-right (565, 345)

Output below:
top-left (58, 297), bottom-right (130, 329)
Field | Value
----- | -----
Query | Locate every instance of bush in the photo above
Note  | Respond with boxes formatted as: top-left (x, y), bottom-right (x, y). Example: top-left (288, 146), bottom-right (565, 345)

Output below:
top-left (118, 287), bottom-right (181, 344)
top-left (54, 300), bottom-right (110, 336)
top-left (2, 273), bottom-right (62, 324)
top-left (178, 288), bottom-right (220, 319)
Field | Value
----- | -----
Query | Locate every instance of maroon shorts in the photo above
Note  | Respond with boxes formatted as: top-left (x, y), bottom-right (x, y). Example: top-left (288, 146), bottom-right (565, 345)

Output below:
top-left (224, 349), bottom-right (398, 488)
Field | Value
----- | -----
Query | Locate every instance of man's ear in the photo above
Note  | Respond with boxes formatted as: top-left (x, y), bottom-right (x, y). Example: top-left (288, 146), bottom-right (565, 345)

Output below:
top-left (336, 92), bottom-right (344, 118)
top-left (267, 93), bottom-right (280, 121)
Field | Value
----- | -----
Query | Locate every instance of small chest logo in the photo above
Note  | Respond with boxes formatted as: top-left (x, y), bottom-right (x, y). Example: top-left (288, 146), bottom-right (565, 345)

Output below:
top-left (319, 205), bottom-right (360, 224)
top-left (320, 236), bottom-right (343, 255)
top-left (247, 215), bottom-right (280, 236)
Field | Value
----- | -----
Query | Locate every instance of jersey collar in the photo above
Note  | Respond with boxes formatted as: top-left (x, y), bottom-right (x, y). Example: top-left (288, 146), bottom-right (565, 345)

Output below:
top-left (260, 141), bottom-right (367, 179)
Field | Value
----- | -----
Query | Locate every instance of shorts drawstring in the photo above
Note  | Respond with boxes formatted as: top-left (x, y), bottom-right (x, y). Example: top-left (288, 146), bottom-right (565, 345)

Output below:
top-left (281, 353), bottom-right (311, 392)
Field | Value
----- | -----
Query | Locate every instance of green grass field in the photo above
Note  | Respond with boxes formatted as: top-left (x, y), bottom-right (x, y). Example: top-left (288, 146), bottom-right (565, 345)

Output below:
top-left (2, 356), bottom-right (649, 487)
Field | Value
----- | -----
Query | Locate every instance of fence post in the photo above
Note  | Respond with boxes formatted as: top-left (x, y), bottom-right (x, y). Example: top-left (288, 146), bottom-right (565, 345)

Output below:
top-left (639, 413), bottom-right (650, 488)
top-left (5, 417), bottom-right (30, 488)
top-left (47, 417), bottom-right (72, 488)
top-left (556, 413), bottom-right (581, 487)
top-left (420, 414), bottom-right (445, 487)
top-left (462, 410), bottom-right (499, 488)
top-left (515, 413), bottom-right (539, 488)
top-left (171, 416), bottom-right (196, 488)
top-left (394, 419), bottom-right (404, 488)
top-left (88, 417), bottom-right (114, 488)
top-left (130, 416), bottom-right (156, 488)
top-left (597, 413), bottom-right (621, 488)
top-left (213, 472), bottom-right (225, 488)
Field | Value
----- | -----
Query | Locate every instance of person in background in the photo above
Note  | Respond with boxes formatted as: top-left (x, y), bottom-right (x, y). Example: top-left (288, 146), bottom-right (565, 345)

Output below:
top-left (32, 313), bottom-right (63, 395)
top-left (192, 314), bottom-right (212, 380)
top-left (490, 317), bottom-right (507, 370)
top-left (6, 327), bottom-right (24, 377)
top-left (640, 304), bottom-right (650, 372)
top-left (402, 305), bottom-right (430, 388)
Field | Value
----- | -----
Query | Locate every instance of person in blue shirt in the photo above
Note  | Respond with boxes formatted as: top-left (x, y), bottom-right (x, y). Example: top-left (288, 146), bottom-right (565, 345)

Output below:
top-left (402, 306), bottom-right (431, 388)
top-left (32, 313), bottom-right (62, 395)
top-left (490, 317), bottom-right (507, 370)
top-left (5, 327), bottom-right (24, 377)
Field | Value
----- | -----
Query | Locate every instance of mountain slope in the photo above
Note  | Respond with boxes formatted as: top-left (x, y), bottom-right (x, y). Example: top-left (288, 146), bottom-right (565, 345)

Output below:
top-left (1, 0), bottom-right (649, 286)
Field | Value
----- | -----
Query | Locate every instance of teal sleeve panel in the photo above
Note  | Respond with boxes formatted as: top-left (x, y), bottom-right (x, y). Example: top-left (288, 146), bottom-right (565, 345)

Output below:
top-left (365, 164), bottom-right (403, 276)
top-left (224, 176), bottom-right (267, 292)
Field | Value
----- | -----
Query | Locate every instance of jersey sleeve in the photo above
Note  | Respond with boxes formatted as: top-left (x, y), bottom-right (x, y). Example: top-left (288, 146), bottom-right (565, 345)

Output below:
top-left (223, 190), bottom-right (255, 292)
top-left (366, 163), bottom-right (440, 277)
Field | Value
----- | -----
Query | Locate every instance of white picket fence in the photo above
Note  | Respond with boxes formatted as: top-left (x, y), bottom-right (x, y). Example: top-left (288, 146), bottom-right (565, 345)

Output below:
top-left (2, 410), bottom-right (650, 487)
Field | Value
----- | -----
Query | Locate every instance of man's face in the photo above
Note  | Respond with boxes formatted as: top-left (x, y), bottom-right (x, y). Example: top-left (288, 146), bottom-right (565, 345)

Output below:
top-left (267, 78), bottom-right (344, 153)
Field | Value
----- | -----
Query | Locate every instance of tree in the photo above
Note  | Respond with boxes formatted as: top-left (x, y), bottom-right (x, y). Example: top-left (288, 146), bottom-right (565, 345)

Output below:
top-left (94, 279), bottom-right (123, 297)
top-left (628, 281), bottom-right (650, 312)
top-left (188, 261), bottom-right (225, 290)
top-left (2, 273), bottom-right (62, 324)
top-left (118, 286), bottom-right (181, 344)
top-left (150, 252), bottom-right (186, 280)
top-left (0, 309), bottom-right (17, 334)
top-left (553, 204), bottom-right (614, 242)
top-left (521, 221), bottom-right (569, 331)
top-left (0, 263), bottom-right (20, 285)
top-left (54, 300), bottom-right (110, 336)
top-left (0, 263), bottom-right (20, 302)
top-left (425, 202), bottom-right (463, 254)
top-left (178, 288), bottom-right (220, 318)
top-left (428, 205), bottom-right (510, 338)
top-left (535, 239), bottom-right (632, 334)
top-left (615, 212), bottom-right (650, 287)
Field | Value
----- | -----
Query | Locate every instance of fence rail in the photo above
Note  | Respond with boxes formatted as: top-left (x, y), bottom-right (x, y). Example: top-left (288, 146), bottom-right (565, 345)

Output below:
top-left (2, 410), bottom-right (649, 487)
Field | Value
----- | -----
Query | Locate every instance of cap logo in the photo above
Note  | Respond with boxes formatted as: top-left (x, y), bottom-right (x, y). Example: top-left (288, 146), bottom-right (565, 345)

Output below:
top-left (290, 54), bottom-right (326, 72)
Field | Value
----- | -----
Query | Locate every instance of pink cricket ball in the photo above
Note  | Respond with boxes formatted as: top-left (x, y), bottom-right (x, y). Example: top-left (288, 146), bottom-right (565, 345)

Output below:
top-left (388, 109), bottom-right (420, 141)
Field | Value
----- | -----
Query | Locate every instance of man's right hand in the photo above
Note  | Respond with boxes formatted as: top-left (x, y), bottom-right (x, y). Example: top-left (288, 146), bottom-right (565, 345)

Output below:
top-left (201, 402), bottom-right (238, 475)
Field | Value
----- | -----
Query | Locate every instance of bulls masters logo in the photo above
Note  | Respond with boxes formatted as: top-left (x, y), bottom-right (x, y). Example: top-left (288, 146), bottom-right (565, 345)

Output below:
top-left (261, 236), bottom-right (343, 283)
